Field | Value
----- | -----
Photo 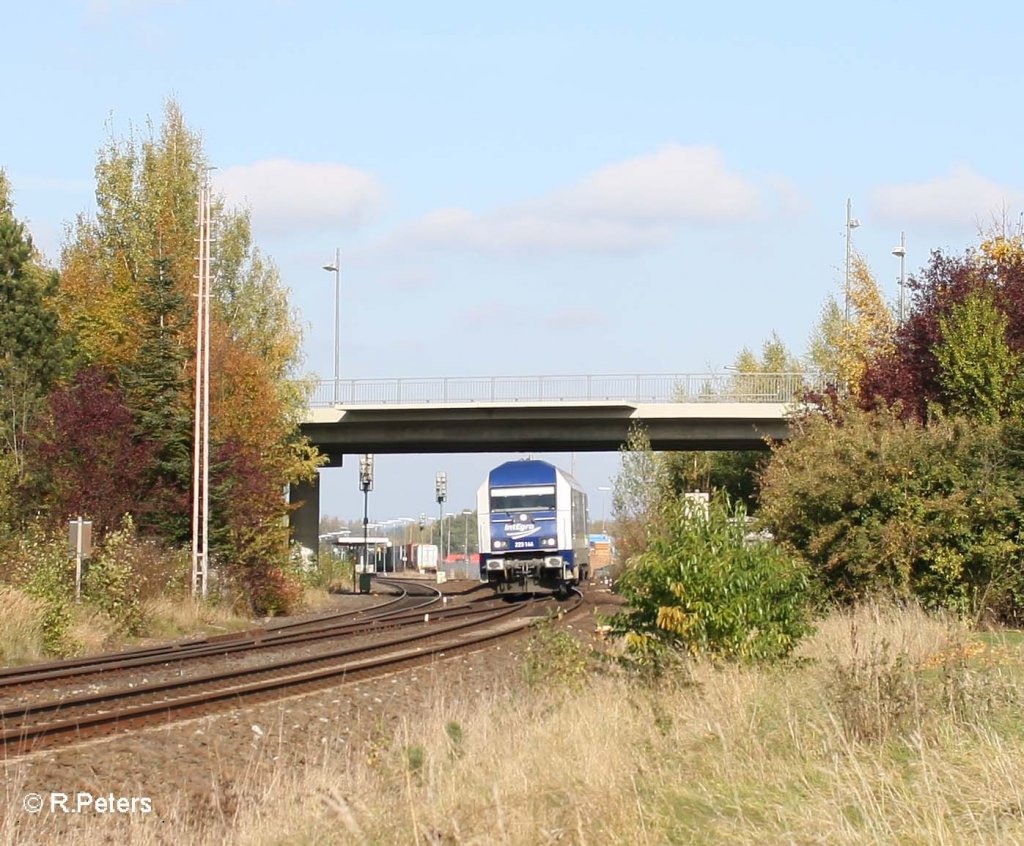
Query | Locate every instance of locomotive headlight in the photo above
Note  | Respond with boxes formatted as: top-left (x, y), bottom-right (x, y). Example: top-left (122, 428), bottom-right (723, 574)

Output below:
top-left (542, 537), bottom-right (556, 547)
top-left (493, 540), bottom-right (508, 550)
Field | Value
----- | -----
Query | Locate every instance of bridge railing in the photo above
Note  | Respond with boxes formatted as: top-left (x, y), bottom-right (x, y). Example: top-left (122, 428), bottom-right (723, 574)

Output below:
top-left (305, 372), bottom-right (831, 407)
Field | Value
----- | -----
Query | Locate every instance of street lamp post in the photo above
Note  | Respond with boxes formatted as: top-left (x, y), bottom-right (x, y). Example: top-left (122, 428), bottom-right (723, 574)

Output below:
top-left (892, 232), bottom-right (907, 323)
top-left (358, 454), bottom-right (374, 593)
top-left (322, 248), bottom-right (341, 405)
top-left (845, 199), bottom-right (861, 323)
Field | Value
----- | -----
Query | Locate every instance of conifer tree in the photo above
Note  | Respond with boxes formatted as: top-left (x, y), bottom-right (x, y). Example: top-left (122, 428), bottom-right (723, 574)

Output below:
top-left (119, 257), bottom-right (193, 540)
top-left (0, 172), bottom-right (66, 475)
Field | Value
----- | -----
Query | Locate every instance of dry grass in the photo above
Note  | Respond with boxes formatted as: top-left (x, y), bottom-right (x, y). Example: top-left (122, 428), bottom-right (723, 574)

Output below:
top-left (802, 598), bottom-right (966, 666)
top-left (5, 602), bottom-right (1024, 845)
top-left (0, 589), bottom-right (123, 662)
top-left (296, 585), bottom-right (341, 614)
top-left (139, 595), bottom-right (253, 640)
top-left (0, 592), bottom-right (255, 667)
top-left (0, 587), bottom-right (46, 665)
top-left (66, 604), bottom-right (121, 655)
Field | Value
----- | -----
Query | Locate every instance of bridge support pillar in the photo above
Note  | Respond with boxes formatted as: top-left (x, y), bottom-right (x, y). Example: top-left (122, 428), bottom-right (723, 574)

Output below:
top-left (289, 472), bottom-right (321, 559)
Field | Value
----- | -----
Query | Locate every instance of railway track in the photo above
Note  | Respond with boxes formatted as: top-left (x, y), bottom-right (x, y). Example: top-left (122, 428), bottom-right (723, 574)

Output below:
top-left (0, 576), bottom-right (452, 690)
top-left (0, 584), bottom-right (479, 695)
top-left (0, 579), bottom-right (581, 756)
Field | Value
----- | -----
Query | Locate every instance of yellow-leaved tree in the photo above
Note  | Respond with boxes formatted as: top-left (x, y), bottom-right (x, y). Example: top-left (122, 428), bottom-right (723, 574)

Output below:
top-left (808, 252), bottom-right (895, 396)
top-left (55, 100), bottom-right (321, 613)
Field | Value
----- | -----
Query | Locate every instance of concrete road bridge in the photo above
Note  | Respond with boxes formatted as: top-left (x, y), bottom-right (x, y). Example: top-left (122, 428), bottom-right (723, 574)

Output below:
top-left (290, 371), bottom-right (827, 552)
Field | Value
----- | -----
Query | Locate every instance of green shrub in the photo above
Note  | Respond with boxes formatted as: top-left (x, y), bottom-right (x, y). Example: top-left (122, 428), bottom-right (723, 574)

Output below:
top-left (11, 527), bottom-right (75, 655)
top-left (83, 515), bottom-right (144, 636)
top-left (309, 542), bottom-right (355, 592)
top-left (610, 494), bottom-right (812, 664)
top-left (759, 403), bottom-right (1024, 622)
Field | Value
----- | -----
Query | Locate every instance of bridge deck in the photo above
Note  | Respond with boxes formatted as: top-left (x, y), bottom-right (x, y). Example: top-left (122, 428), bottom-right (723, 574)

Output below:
top-left (302, 401), bottom-right (793, 458)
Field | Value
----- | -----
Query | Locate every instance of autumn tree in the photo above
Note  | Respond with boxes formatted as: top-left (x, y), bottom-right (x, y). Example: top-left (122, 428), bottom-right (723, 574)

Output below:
top-left (27, 367), bottom-right (156, 535)
top-left (809, 253), bottom-right (894, 395)
top-left (56, 101), bottom-right (320, 609)
top-left (734, 330), bottom-right (804, 375)
top-left (860, 234), bottom-right (1024, 421)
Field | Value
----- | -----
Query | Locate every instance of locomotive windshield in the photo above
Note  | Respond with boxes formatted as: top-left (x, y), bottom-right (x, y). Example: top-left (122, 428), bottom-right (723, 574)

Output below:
top-left (490, 485), bottom-right (556, 512)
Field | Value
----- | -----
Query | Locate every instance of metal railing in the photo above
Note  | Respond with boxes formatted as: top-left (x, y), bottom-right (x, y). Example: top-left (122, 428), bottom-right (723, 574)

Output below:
top-left (304, 372), bottom-right (831, 408)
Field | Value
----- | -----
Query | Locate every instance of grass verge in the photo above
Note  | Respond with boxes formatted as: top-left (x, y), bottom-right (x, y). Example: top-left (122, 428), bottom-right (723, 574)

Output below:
top-left (5, 601), bottom-right (1024, 844)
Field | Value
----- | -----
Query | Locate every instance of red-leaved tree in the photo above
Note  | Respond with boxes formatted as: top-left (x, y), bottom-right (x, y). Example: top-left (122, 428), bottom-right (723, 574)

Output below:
top-left (209, 436), bottom-right (298, 615)
top-left (28, 367), bottom-right (156, 534)
top-left (860, 240), bottom-right (1024, 420)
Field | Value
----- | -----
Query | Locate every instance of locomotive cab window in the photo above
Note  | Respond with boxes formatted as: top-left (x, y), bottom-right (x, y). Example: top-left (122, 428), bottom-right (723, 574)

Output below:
top-left (490, 485), bottom-right (556, 511)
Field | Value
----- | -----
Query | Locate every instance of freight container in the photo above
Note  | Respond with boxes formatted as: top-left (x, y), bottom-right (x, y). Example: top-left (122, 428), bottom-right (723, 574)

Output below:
top-left (413, 543), bottom-right (439, 573)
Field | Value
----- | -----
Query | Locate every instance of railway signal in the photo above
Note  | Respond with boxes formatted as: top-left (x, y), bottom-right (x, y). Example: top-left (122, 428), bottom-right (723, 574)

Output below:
top-left (436, 472), bottom-right (447, 558)
top-left (358, 455), bottom-right (374, 593)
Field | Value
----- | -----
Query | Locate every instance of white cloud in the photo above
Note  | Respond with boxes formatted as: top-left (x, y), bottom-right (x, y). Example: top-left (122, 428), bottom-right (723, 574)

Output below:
top-left (215, 159), bottom-right (384, 237)
top-left (392, 144), bottom-right (766, 255)
top-left (872, 166), bottom-right (1021, 226)
top-left (550, 144), bottom-right (760, 222)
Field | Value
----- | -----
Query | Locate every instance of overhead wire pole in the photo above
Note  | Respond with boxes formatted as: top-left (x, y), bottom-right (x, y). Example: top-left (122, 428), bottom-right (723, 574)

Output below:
top-left (201, 174), bottom-right (212, 599)
top-left (191, 179), bottom-right (204, 596)
top-left (191, 173), bottom-right (214, 599)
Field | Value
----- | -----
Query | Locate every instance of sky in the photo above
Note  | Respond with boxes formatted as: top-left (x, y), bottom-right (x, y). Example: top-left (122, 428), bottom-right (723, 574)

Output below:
top-left (4, 1), bottom-right (1023, 522)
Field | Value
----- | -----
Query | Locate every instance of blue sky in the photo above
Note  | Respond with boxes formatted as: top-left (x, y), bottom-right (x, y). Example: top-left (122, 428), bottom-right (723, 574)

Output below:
top-left (4, 1), bottom-right (1023, 521)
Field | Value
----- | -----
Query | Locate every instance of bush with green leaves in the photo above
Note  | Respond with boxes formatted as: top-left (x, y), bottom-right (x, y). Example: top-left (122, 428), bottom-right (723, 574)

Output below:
top-left (83, 515), bottom-right (144, 636)
top-left (10, 527), bottom-right (75, 654)
top-left (758, 403), bottom-right (1024, 621)
top-left (609, 495), bottom-right (812, 664)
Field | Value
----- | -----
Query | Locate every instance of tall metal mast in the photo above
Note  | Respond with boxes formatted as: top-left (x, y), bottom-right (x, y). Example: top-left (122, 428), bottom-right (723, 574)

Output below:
top-left (191, 176), bottom-right (213, 598)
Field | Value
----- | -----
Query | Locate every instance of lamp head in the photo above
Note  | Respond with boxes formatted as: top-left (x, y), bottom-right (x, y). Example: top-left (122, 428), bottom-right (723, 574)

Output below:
top-left (322, 264), bottom-right (337, 272)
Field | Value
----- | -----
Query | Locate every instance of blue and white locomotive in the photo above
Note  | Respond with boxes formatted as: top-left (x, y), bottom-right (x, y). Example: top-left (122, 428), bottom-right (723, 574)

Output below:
top-left (477, 459), bottom-right (590, 595)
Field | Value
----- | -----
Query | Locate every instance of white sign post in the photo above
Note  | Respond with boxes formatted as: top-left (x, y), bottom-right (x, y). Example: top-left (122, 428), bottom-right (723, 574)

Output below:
top-left (68, 517), bottom-right (93, 602)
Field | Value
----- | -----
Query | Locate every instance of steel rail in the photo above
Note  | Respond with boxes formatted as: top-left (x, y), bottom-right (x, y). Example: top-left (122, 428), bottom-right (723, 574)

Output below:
top-left (0, 577), bottom-right (442, 685)
top-left (1, 594), bottom-right (573, 753)
top-left (0, 595), bottom-right (502, 691)
top-left (0, 602), bottom-right (526, 728)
